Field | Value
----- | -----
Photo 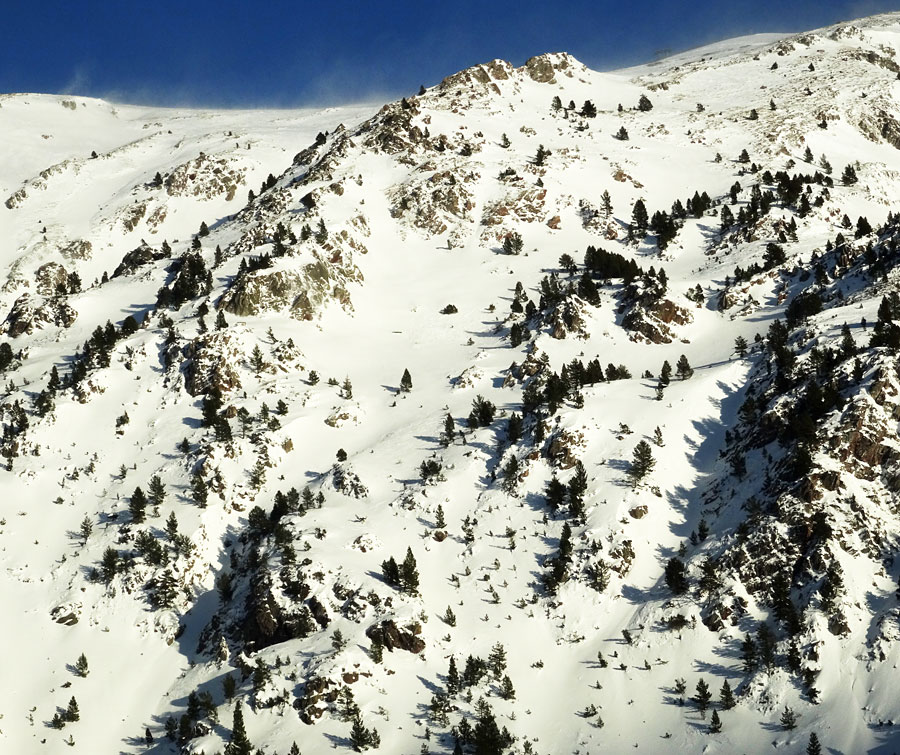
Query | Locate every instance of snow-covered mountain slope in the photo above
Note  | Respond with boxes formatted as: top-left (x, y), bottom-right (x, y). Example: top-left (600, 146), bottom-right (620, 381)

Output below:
top-left (2, 12), bottom-right (900, 755)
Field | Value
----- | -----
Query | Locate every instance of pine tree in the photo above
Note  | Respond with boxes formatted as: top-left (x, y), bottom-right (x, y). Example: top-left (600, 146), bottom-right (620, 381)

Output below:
top-left (734, 335), bottom-right (748, 358)
top-left (807, 732), bottom-right (822, 755)
top-left (693, 678), bottom-right (712, 717)
top-left (447, 656), bottom-right (460, 696)
top-left (129, 486), bottom-right (147, 523)
top-left (665, 557), bottom-right (688, 594)
top-left (660, 360), bottom-right (672, 385)
top-left (65, 696), bottom-right (79, 722)
top-left (435, 504), bottom-right (446, 529)
top-left (676, 354), bottom-right (694, 380)
top-left (250, 345), bottom-right (265, 375)
top-left (708, 709), bottom-right (722, 733)
top-left (638, 94), bottom-right (653, 111)
top-left (499, 674), bottom-right (516, 700)
top-left (488, 642), bottom-right (507, 678)
top-left (148, 475), bottom-right (166, 507)
top-left (441, 413), bottom-right (455, 446)
top-left (628, 440), bottom-right (656, 486)
top-left (400, 368), bottom-right (413, 392)
top-left (75, 653), bottom-right (89, 677)
top-left (226, 703), bottom-right (253, 755)
top-left (719, 679), bottom-right (735, 709)
top-left (741, 634), bottom-right (758, 674)
top-left (215, 310), bottom-right (228, 329)
top-left (79, 515), bottom-right (93, 545)
top-left (191, 472), bottom-right (208, 507)
top-left (630, 199), bottom-right (649, 237)
top-left (780, 706), bottom-right (798, 730)
top-left (400, 547), bottom-right (419, 594)
top-left (841, 164), bottom-right (858, 185)
top-left (315, 218), bottom-right (328, 244)
top-left (349, 715), bottom-right (374, 752)
top-left (100, 547), bottom-right (118, 582)
top-left (601, 190), bottom-right (613, 218)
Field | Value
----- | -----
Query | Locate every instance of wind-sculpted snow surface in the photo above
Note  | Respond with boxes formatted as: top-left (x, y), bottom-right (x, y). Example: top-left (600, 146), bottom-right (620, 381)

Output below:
top-left (2, 12), bottom-right (900, 755)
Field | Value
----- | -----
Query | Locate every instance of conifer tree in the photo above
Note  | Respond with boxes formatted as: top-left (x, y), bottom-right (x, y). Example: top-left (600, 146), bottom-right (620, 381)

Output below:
top-left (780, 706), bottom-right (798, 730)
top-left (447, 656), bottom-right (460, 696)
top-left (250, 345), bottom-right (265, 375)
top-left (129, 486), bottom-right (147, 523)
top-left (659, 360), bottom-right (672, 385)
top-left (400, 547), bottom-right (419, 594)
top-left (708, 709), bottom-right (722, 733)
top-left (79, 515), bottom-right (93, 545)
top-left (665, 557), bottom-right (688, 594)
top-left (488, 642), bottom-right (507, 678)
top-left (719, 679), bottom-right (735, 709)
top-left (75, 653), bottom-right (89, 677)
top-left (676, 354), bottom-right (694, 380)
top-left (225, 703), bottom-right (253, 755)
top-left (740, 633), bottom-right (757, 673)
top-left (65, 696), bottom-right (79, 722)
top-left (807, 732), bottom-right (822, 755)
top-left (148, 475), bottom-right (166, 507)
top-left (693, 678), bottom-right (712, 717)
top-left (628, 440), bottom-right (656, 486)
top-left (400, 368), bottom-right (413, 392)
top-left (191, 472), bottom-right (208, 507)
top-left (100, 547), bottom-right (118, 582)
top-left (601, 190), bottom-right (613, 218)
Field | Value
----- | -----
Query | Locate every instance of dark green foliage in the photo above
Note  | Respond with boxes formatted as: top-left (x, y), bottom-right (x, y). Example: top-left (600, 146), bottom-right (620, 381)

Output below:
top-left (693, 678), bottom-right (712, 716)
top-left (226, 703), bottom-right (253, 755)
top-left (156, 252), bottom-right (211, 309)
top-left (100, 547), bottom-right (118, 582)
top-left (807, 732), bottom-right (822, 755)
top-left (544, 475), bottom-right (566, 512)
top-left (675, 354), bottom-right (693, 380)
top-left (665, 557), bottom-right (688, 594)
top-left (630, 199), bottom-right (649, 238)
top-left (637, 94), bottom-right (653, 111)
top-left (780, 706), bottom-right (798, 730)
top-left (502, 232), bottom-right (524, 255)
top-left (786, 290), bottom-right (823, 327)
top-left (841, 164), bottom-right (858, 185)
top-left (719, 679), bottom-right (735, 709)
top-left (381, 556), bottom-right (400, 587)
top-left (757, 623), bottom-right (777, 669)
top-left (628, 440), bottom-right (656, 485)
top-left (400, 368), bottom-right (413, 392)
top-left (400, 547), bottom-right (419, 594)
top-left (708, 709), bottom-right (722, 733)
top-left (468, 395), bottom-right (496, 428)
top-left (584, 245), bottom-right (641, 281)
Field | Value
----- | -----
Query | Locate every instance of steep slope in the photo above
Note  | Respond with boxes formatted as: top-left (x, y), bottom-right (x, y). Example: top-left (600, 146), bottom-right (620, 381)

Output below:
top-left (1, 12), bottom-right (900, 755)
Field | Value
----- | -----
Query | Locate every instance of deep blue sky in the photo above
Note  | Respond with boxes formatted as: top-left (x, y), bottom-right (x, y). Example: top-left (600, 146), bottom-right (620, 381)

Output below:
top-left (1, 1), bottom-right (897, 107)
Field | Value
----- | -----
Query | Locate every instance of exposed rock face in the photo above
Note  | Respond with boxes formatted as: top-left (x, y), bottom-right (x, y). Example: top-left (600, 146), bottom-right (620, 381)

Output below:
top-left (59, 239), bottom-right (92, 260)
top-left (365, 619), bottom-right (425, 654)
top-left (621, 283), bottom-right (693, 344)
top-left (1, 294), bottom-right (76, 337)
top-left (220, 258), bottom-right (360, 319)
top-left (34, 262), bottom-right (69, 296)
top-left (522, 53), bottom-right (581, 83)
top-left (164, 152), bottom-right (244, 200)
top-left (548, 429), bottom-right (586, 469)
top-left (182, 330), bottom-right (243, 396)
top-left (113, 242), bottom-right (168, 277)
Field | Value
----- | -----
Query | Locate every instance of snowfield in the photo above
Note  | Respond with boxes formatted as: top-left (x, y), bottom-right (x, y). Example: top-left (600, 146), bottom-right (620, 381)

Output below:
top-left (2, 12), bottom-right (900, 755)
